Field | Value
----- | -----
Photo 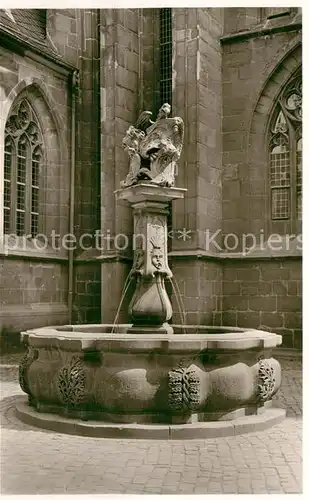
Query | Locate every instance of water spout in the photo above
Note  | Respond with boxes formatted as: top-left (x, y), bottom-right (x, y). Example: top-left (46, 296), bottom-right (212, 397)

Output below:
top-left (111, 270), bottom-right (133, 333)
top-left (168, 276), bottom-right (187, 335)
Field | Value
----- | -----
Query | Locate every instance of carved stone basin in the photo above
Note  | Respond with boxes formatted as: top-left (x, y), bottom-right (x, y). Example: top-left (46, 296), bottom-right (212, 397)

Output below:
top-left (19, 325), bottom-right (283, 429)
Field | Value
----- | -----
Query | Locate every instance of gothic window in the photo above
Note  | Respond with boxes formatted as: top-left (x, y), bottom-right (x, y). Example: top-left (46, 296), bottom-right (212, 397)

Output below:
top-left (4, 99), bottom-right (44, 236)
top-left (159, 8), bottom-right (172, 107)
top-left (269, 73), bottom-right (302, 222)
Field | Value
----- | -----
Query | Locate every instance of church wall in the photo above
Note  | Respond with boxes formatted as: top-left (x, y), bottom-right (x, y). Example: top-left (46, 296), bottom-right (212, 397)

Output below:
top-left (221, 8), bottom-right (302, 348)
top-left (0, 7), bottom-right (302, 349)
top-left (170, 8), bottom-right (224, 326)
top-left (0, 38), bottom-right (72, 338)
top-left (99, 9), bottom-right (141, 323)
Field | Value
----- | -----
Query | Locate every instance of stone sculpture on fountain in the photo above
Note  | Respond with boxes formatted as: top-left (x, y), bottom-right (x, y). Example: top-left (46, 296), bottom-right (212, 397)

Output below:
top-left (120, 103), bottom-right (184, 188)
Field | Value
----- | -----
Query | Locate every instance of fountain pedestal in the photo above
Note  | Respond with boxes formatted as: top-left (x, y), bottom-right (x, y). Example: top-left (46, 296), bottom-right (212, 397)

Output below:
top-left (115, 184), bottom-right (186, 334)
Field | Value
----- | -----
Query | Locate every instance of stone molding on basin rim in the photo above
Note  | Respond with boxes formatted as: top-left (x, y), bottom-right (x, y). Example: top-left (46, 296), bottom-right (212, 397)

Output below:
top-left (20, 326), bottom-right (283, 352)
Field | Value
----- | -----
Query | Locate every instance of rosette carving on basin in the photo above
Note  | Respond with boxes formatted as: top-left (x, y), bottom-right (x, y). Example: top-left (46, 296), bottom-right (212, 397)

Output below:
top-left (257, 357), bottom-right (278, 402)
top-left (57, 356), bottom-right (86, 407)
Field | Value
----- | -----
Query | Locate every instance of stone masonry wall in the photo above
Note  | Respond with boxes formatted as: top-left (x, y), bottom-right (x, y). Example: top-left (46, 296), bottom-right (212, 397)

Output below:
top-left (73, 262), bottom-right (101, 324)
top-left (99, 9), bottom-right (140, 323)
top-left (74, 10), bottom-right (100, 240)
top-left (47, 9), bottom-right (79, 66)
top-left (47, 9), bottom-right (101, 325)
top-left (0, 257), bottom-right (68, 333)
top-left (171, 259), bottom-right (222, 327)
top-left (0, 10), bottom-right (75, 334)
top-left (222, 258), bottom-right (302, 349)
top-left (71, 10), bottom-right (101, 324)
top-left (170, 8), bottom-right (224, 324)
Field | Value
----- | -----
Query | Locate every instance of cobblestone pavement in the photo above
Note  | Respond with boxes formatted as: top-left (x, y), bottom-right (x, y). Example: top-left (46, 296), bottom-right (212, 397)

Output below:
top-left (0, 356), bottom-right (302, 495)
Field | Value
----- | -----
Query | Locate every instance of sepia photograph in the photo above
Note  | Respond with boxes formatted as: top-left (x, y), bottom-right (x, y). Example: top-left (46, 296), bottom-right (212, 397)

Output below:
top-left (0, 2), bottom-right (303, 495)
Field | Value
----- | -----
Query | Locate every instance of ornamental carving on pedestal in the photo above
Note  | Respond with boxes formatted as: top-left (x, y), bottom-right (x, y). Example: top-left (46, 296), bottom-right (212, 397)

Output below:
top-left (57, 356), bottom-right (86, 406)
top-left (257, 359), bottom-right (276, 402)
top-left (131, 217), bottom-right (146, 275)
top-left (168, 365), bottom-right (200, 412)
top-left (149, 217), bottom-right (169, 277)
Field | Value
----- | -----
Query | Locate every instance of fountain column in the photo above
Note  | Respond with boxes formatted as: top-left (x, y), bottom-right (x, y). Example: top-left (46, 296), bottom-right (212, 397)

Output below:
top-left (115, 184), bottom-right (185, 334)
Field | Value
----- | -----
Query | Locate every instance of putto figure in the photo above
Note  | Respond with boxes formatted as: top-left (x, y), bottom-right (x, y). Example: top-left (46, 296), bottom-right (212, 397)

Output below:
top-left (120, 103), bottom-right (184, 188)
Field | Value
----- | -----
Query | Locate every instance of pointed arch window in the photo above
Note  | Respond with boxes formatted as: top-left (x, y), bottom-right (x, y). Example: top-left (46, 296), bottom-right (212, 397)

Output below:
top-left (4, 99), bottom-right (44, 236)
top-left (269, 73), bottom-right (302, 222)
top-left (159, 8), bottom-right (172, 107)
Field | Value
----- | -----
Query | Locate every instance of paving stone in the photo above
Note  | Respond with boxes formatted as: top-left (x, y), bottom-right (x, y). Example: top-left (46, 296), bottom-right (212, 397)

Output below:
top-left (0, 357), bottom-right (302, 494)
top-left (144, 487), bottom-right (163, 493)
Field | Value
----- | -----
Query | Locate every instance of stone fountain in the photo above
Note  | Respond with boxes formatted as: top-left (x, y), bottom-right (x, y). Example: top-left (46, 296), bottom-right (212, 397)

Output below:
top-left (16, 104), bottom-right (285, 438)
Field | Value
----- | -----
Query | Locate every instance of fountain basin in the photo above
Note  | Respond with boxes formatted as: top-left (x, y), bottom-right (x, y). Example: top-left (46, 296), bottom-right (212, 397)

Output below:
top-left (18, 325), bottom-right (284, 435)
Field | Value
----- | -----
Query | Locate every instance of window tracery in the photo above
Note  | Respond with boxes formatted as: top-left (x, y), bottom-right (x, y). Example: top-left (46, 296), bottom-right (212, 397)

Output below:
top-left (269, 73), bottom-right (302, 222)
top-left (4, 99), bottom-right (44, 236)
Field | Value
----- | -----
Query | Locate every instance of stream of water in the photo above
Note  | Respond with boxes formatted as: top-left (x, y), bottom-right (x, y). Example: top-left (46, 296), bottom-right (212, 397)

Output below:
top-left (111, 270), bottom-right (133, 333)
top-left (168, 276), bottom-right (187, 334)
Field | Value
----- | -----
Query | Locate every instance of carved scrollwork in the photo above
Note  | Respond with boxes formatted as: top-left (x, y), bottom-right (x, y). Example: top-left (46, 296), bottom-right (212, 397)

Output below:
top-left (168, 365), bottom-right (200, 412)
top-left (57, 356), bottom-right (86, 407)
top-left (19, 347), bottom-right (38, 395)
top-left (257, 359), bottom-right (276, 402)
top-left (149, 219), bottom-right (165, 247)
